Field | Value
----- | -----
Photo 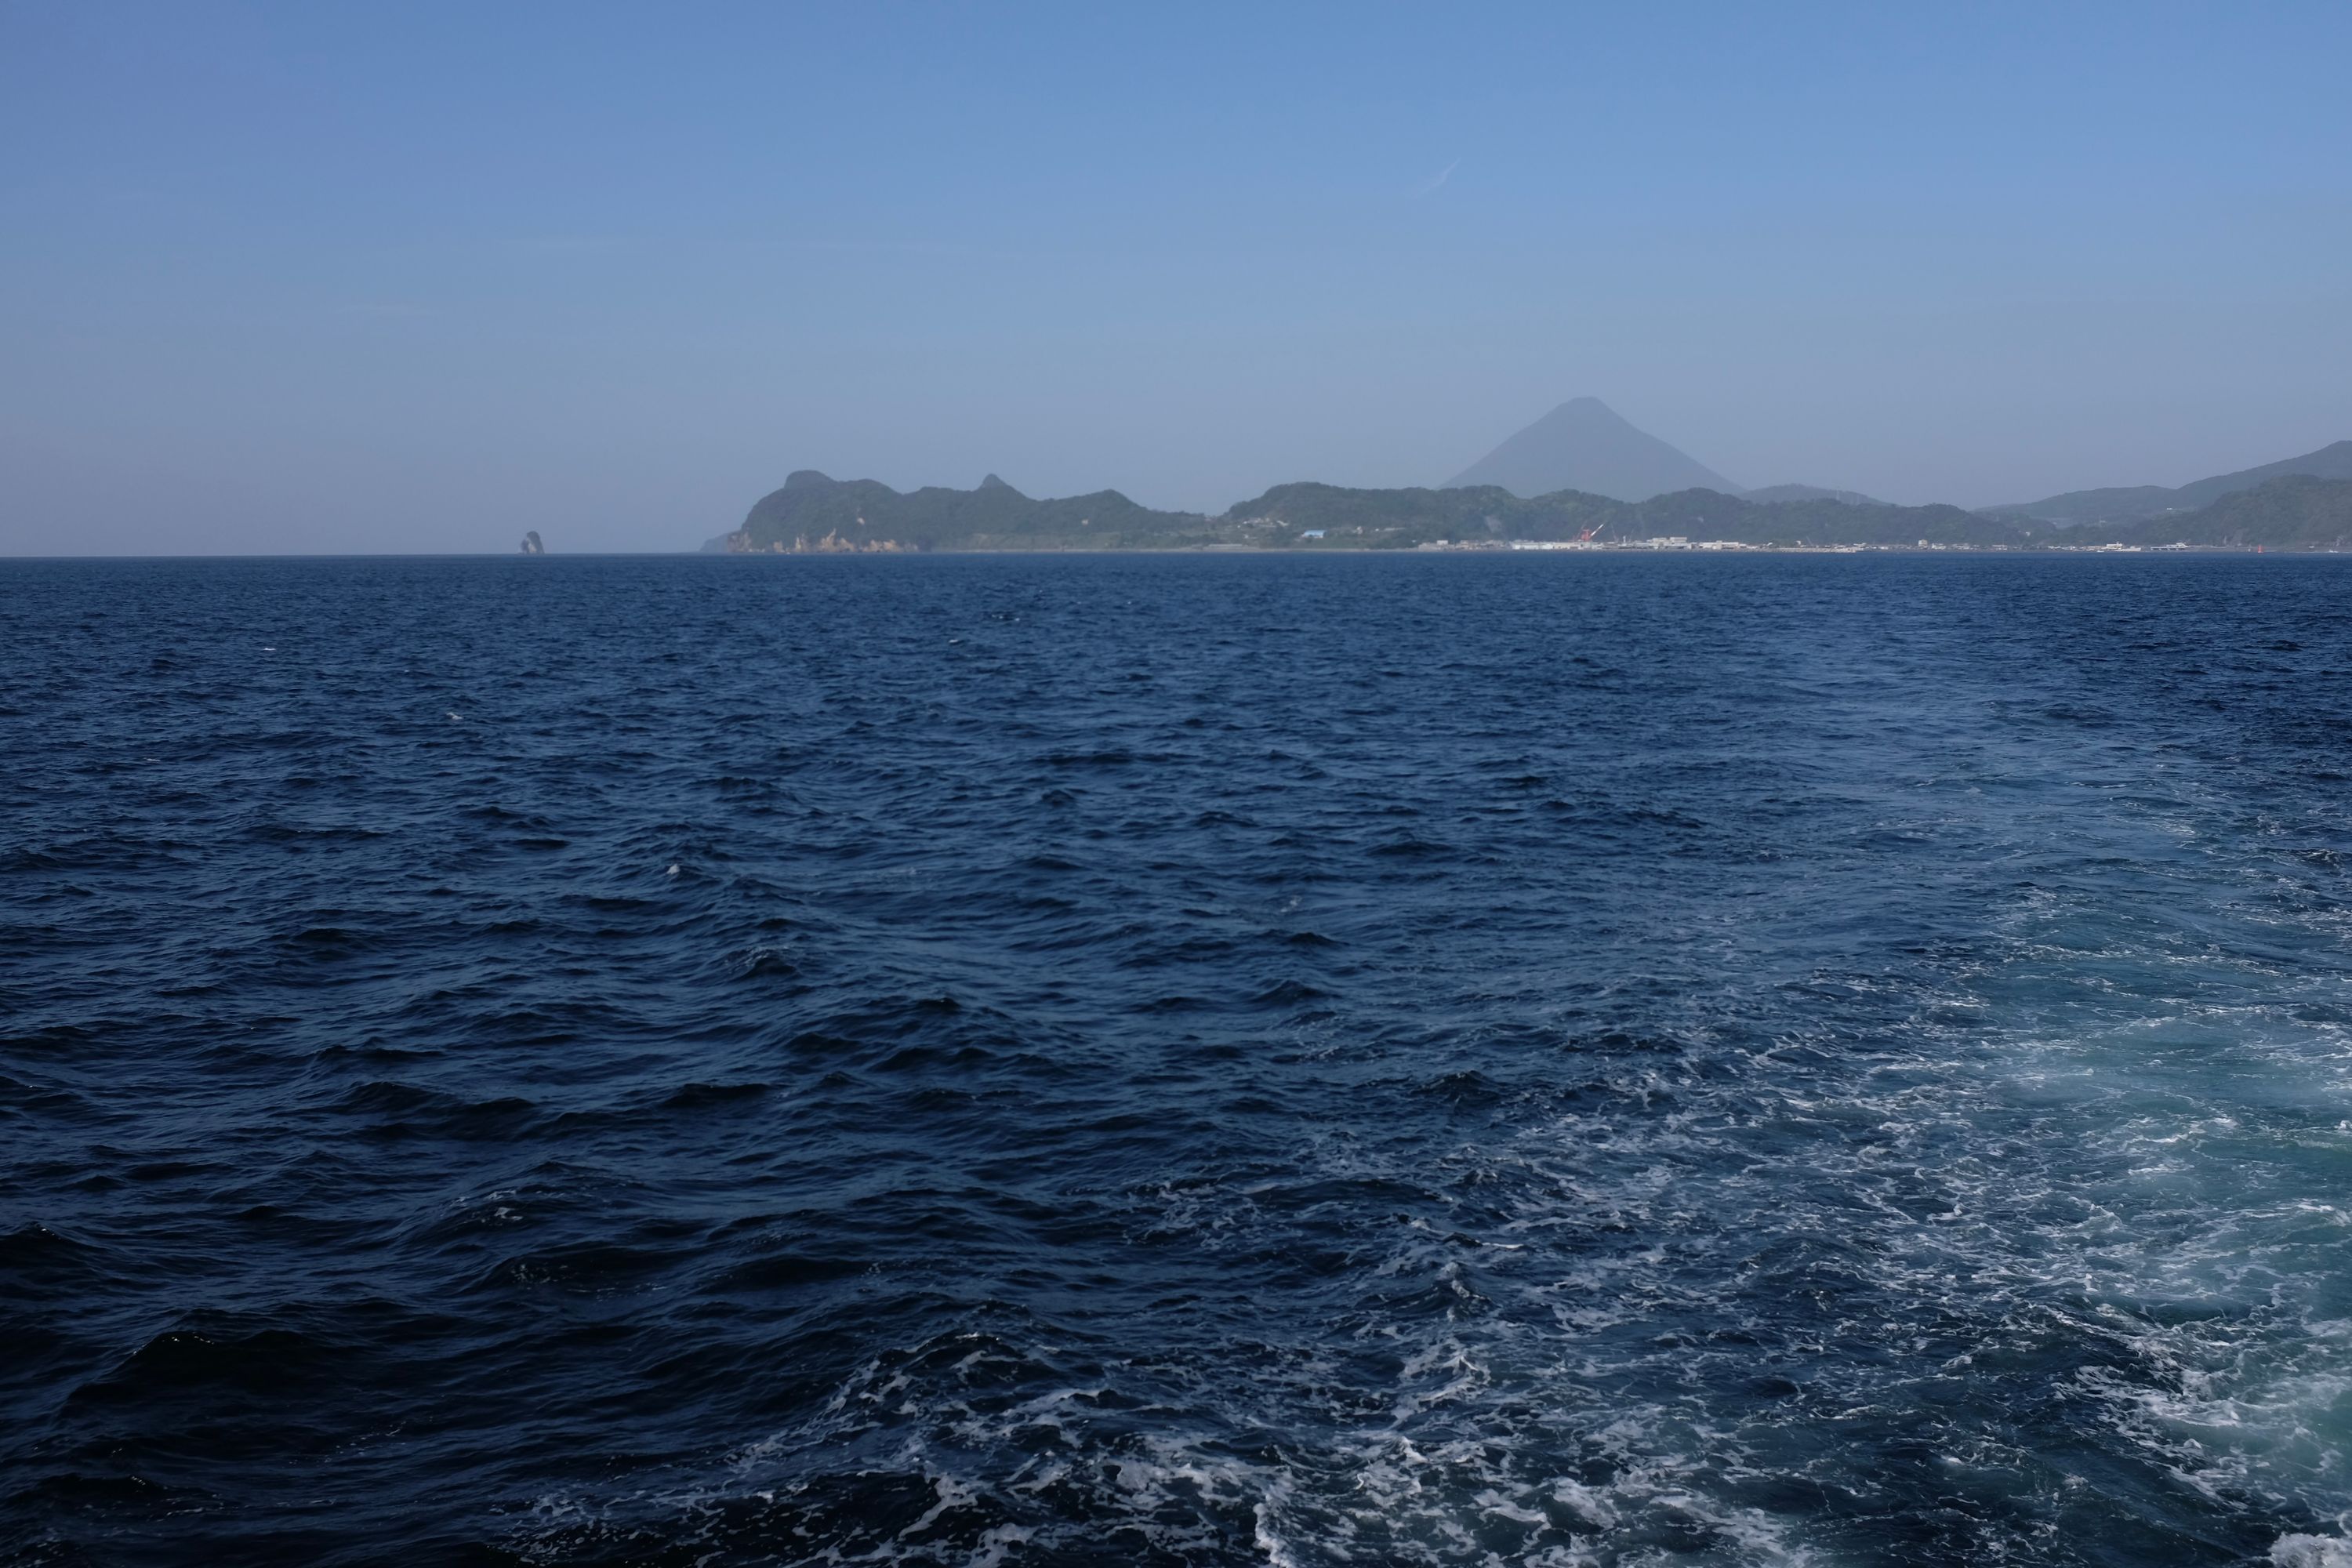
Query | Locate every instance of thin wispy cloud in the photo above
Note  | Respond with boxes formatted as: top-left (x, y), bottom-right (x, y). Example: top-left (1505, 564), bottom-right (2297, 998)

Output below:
top-left (1410, 159), bottom-right (1459, 198)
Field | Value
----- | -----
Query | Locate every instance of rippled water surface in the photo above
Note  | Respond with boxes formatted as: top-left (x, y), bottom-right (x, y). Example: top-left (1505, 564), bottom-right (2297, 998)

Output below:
top-left (7, 553), bottom-right (2352, 1566)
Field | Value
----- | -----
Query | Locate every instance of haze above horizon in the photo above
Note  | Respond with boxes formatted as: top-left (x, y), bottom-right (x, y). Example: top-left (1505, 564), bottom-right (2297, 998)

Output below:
top-left (3, 2), bottom-right (2349, 554)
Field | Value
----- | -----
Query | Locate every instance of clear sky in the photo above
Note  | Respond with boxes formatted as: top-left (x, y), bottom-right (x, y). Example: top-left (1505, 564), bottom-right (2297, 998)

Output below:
top-left (3, 2), bottom-right (2349, 553)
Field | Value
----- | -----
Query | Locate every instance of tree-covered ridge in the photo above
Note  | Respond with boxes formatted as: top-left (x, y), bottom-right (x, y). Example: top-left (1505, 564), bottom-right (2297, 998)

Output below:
top-left (1984, 440), bottom-right (2352, 525)
top-left (728, 470), bottom-right (1212, 552)
top-left (2074, 477), bottom-right (2352, 549)
top-left (1221, 483), bottom-right (2040, 547)
top-left (1222, 482), bottom-right (1541, 539)
top-left (721, 470), bottom-right (2352, 553)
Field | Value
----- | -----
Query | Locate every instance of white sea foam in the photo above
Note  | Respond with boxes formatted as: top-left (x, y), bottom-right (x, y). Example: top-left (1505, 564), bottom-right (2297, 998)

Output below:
top-left (500, 786), bottom-right (2352, 1564)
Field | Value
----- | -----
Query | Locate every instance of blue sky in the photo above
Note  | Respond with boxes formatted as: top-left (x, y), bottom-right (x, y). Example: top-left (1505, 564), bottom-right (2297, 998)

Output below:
top-left (3, 2), bottom-right (2348, 551)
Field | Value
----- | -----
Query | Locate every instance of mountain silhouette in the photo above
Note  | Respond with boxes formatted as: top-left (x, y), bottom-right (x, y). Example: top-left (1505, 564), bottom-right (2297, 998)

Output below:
top-left (1987, 439), bottom-right (2352, 525)
top-left (1444, 397), bottom-right (1742, 501)
top-left (1743, 483), bottom-right (1886, 506)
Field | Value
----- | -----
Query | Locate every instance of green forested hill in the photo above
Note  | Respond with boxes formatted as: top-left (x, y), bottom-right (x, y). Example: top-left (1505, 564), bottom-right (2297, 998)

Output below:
top-left (717, 470), bottom-right (2352, 553)
top-left (1220, 482), bottom-right (1549, 542)
top-left (2080, 477), bottom-right (2352, 550)
top-left (1220, 483), bottom-right (2038, 547)
top-left (1984, 440), bottom-right (2352, 525)
top-left (728, 470), bottom-right (1213, 551)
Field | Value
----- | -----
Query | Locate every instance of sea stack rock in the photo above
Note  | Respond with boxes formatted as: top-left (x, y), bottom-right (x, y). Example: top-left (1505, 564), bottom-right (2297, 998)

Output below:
top-left (520, 531), bottom-right (545, 554)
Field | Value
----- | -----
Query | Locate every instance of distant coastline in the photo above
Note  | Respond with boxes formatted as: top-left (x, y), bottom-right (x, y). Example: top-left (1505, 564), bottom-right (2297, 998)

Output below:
top-left (712, 468), bottom-right (2352, 556)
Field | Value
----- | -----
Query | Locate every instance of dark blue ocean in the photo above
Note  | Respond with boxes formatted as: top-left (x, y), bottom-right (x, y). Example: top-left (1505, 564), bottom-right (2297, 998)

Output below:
top-left (6, 553), bottom-right (2352, 1567)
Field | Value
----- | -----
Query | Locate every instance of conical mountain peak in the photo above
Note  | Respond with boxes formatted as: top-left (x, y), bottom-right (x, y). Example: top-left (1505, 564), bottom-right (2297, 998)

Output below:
top-left (1445, 399), bottom-right (1741, 501)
